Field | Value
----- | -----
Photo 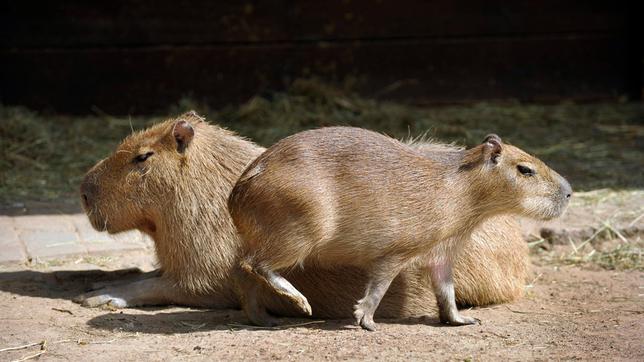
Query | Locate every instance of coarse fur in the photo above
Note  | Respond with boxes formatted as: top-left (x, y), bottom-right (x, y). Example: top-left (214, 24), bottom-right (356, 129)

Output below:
top-left (76, 112), bottom-right (531, 321)
top-left (229, 127), bottom-right (571, 329)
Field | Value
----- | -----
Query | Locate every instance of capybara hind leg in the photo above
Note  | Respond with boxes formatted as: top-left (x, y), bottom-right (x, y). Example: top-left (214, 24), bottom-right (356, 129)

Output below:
top-left (354, 265), bottom-right (402, 331)
top-left (429, 260), bottom-right (478, 326)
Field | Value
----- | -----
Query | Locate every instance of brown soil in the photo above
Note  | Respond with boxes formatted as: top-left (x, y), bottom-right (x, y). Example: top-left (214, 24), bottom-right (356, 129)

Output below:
top-left (0, 249), bottom-right (642, 361)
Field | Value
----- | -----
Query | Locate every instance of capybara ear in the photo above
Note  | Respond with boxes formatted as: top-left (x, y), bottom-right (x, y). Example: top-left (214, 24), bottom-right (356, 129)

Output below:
top-left (482, 134), bottom-right (502, 164)
top-left (173, 120), bottom-right (194, 153)
top-left (181, 110), bottom-right (205, 122)
top-left (483, 134), bottom-right (502, 145)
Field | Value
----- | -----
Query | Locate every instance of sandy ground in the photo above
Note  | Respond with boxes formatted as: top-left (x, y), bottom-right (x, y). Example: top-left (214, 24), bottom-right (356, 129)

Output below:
top-left (0, 249), bottom-right (642, 361)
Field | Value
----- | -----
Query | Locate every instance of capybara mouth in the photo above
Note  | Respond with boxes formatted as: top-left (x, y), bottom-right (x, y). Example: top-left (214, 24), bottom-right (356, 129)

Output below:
top-left (85, 209), bottom-right (109, 232)
top-left (541, 198), bottom-right (569, 221)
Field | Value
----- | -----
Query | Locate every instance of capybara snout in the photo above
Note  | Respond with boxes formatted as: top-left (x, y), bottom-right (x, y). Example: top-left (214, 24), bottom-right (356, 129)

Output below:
top-left (562, 178), bottom-right (573, 199)
top-left (80, 175), bottom-right (98, 210)
top-left (553, 175), bottom-right (573, 217)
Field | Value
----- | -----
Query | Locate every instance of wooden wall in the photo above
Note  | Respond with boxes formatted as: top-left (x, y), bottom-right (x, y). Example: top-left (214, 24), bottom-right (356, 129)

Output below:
top-left (1, 1), bottom-right (640, 114)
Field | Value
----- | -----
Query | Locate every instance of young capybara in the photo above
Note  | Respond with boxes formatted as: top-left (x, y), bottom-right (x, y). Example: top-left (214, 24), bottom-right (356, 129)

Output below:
top-left (229, 127), bottom-right (571, 330)
top-left (75, 112), bottom-right (530, 321)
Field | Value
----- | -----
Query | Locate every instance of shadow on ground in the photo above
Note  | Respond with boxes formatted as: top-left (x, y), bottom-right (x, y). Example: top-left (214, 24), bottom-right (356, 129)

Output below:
top-left (0, 268), bottom-right (448, 333)
top-left (85, 311), bottom-right (444, 334)
top-left (0, 268), bottom-right (150, 300)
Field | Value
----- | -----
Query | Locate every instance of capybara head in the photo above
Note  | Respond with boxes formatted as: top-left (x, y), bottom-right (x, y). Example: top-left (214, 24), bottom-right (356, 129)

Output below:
top-left (461, 134), bottom-right (572, 220)
top-left (80, 111), bottom-right (207, 234)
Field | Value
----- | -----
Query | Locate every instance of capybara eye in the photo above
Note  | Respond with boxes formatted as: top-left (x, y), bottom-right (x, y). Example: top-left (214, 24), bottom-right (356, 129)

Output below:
top-left (133, 152), bottom-right (154, 163)
top-left (517, 165), bottom-right (535, 176)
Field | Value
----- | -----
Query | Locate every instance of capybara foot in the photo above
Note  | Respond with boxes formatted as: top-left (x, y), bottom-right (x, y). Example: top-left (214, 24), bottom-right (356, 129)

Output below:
top-left (276, 290), bottom-right (312, 316)
top-left (353, 305), bottom-right (377, 331)
top-left (264, 270), bottom-right (312, 316)
top-left (439, 313), bottom-right (479, 326)
top-left (73, 291), bottom-right (128, 308)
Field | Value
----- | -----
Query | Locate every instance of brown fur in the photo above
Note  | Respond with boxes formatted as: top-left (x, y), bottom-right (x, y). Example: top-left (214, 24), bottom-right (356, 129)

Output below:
top-left (229, 127), bottom-right (571, 328)
top-left (77, 113), bottom-right (532, 320)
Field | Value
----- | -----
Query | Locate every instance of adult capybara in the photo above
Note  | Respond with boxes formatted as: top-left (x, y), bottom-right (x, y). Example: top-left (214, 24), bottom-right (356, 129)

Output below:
top-left (229, 127), bottom-right (571, 329)
top-left (75, 112), bottom-right (530, 321)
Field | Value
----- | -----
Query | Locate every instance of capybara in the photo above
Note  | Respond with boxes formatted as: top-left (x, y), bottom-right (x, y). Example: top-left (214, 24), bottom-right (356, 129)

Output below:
top-left (229, 127), bottom-right (571, 330)
top-left (75, 112), bottom-right (530, 321)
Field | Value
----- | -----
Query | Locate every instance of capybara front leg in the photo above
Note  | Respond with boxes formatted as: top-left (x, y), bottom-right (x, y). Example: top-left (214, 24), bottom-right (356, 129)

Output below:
top-left (429, 259), bottom-right (479, 326)
top-left (89, 269), bottom-right (161, 290)
top-left (353, 263), bottom-right (402, 331)
top-left (73, 276), bottom-right (214, 308)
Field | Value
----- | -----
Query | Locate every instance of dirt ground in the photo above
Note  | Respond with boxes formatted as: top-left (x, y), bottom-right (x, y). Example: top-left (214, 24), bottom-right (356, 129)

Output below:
top-left (0, 246), bottom-right (642, 361)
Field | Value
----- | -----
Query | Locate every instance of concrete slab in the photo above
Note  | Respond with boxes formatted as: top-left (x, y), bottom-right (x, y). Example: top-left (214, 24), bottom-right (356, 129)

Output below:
top-left (0, 240), bottom-right (26, 263)
top-left (20, 229), bottom-right (86, 259)
top-left (13, 215), bottom-right (74, 231)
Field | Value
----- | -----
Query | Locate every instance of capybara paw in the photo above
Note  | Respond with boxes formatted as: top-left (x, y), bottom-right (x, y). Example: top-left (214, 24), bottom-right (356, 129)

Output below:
top-left (73, 292), bottom-right (127, 308)
top-left (353, 305), bottom-right (377, 331)
top-left (360, 318), bottom-right (377, 331)
top-left (353, 305), bottom-right (364, 323)
top-left (440, 313), bottom-right (479, 326)
top-left (296, 297), bottom-right (313, 316)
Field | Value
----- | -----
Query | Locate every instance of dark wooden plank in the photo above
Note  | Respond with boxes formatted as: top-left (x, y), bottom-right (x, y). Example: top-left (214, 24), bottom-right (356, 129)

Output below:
top-left (2, 0), bottom-right (629, 48)
top-left (289, 0), bottom-right (629, 41)
top-left (625, 3), bottom-right (644, 100)
top-left (1, 35), bottom-right (628, 114)
top-left (1, 1), bottom-right (290, 48)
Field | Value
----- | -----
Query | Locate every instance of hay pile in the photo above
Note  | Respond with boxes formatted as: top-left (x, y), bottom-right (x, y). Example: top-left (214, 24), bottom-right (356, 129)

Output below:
top-left (1, 79), bottom-right (642, 204)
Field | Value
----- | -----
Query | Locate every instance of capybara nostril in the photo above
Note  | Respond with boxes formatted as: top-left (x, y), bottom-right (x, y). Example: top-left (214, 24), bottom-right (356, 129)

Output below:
top-left (80, 179), bottom-right (98, 208)
top-left (560, 177), bottom-right (573, 200)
